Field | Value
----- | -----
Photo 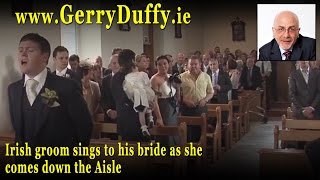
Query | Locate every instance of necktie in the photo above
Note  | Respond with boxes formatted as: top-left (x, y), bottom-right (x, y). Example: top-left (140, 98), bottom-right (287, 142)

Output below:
top-left (26, 79), bottom-right (39, 105)
top-left (213, 72), bottom-right (217, 85)
top-left (261, 61), bottom-right (265, 74)
top-left (179, 65), bottom-right (183, 73)
top-left (283, 51), bottom-right (292, 60)
top-left (302, 69), bottom-right (309, 84)
top-left (247, 68), bottom-right (252, 87)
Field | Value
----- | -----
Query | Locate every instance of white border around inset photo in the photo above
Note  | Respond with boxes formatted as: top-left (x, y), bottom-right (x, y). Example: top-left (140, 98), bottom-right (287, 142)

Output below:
top-left (257, 4), bottom-right (316, 59)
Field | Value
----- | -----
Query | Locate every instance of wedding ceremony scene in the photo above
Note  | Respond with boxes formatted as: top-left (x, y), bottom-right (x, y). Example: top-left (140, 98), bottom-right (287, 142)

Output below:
top-left (0, 0), bottom-right (320, 179)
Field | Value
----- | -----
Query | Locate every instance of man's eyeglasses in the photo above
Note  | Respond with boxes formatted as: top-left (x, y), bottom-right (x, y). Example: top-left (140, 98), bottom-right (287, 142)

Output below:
top-left (273, 27), bottom-right (300, 34)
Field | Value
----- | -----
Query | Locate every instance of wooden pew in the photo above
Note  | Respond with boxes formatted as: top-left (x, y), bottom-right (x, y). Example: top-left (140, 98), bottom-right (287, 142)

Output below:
top-left (234, 95), bottom-right (248, 138)
top-left (92, 122), bottom-right (119, 140)
top-left (275, 115), bottom-right (320, 149)
top-left (259, 116), bottom-right (320, 178)
top-left (207, 101), bottom-right (233, 150)
top-left (178, 113), bottom-right (207, 166)
top-left (206, 106), bottom-right (222, 162)
top-left (238, 90), bottom-right (265, 134)
top-left (149, 122), bottom-right (188, 175)
top-left (286, 107), bottom-right (293, 119)
top-left (230, 99), bottom-right (241, 142)
top-left (259, 148), bottom-right (313, 178)
top-left (89, 123), bottom-right (188, 176)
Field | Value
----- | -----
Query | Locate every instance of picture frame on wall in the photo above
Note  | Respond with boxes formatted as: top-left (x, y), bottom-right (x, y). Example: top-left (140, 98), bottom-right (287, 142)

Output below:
top-left (231, 17), bottom-right (246, 41)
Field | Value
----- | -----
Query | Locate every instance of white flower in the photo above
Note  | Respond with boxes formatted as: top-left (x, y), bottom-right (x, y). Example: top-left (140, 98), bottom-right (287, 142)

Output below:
top-left (41, 88), bottom-right (60, 107)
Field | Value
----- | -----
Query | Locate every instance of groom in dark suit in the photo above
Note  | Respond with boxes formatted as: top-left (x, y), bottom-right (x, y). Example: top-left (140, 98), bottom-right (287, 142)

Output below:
top-left (259, 11), bottom-right (315, 61)
top-left (289, 61), bottom-right (320, 119)
top-left (8, 33), bottom-right (92, 164)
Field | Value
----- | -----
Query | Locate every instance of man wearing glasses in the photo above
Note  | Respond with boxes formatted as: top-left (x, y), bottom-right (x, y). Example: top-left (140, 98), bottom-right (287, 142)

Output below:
top-left (259, 11), bottom-right (316, 60)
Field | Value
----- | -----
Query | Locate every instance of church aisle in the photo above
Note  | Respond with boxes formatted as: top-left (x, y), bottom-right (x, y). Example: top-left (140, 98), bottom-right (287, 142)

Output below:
top-left (210, 118), bottom-right (281, 178)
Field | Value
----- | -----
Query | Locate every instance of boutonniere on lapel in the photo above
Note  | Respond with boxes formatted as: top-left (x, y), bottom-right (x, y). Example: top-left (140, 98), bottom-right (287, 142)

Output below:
top-left (41, 88), bottom-right (60, 107)
top-left (64, 73), bottom-right (70, 78)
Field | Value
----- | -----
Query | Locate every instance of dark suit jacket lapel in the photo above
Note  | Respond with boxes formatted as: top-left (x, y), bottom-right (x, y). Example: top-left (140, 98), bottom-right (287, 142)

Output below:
top-left (218, 70), bottom-right (224, 84)
top-left (270, 41), bottom-right (282, 60)
top-left (207, 70), bottom-right (213, 81)
top-left (34, 73), bottom-right (54, 136)
top-left (308, 69), bottom-right (315, 88)
top-left (13, 80), bottom-right (24, 139)
top-left (291, 43), bottom-right (302, 60)
top-left (296, 70), bottom-right (308, 88)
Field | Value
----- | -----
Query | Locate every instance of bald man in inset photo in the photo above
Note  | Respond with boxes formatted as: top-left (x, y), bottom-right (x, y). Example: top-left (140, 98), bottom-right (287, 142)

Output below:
top-left (259, 10), bottom-right (316, 61)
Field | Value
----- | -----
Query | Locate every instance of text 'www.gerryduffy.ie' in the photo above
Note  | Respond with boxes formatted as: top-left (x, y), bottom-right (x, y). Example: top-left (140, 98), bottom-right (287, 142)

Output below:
top-left (14, 3), bottom-right (192, 30)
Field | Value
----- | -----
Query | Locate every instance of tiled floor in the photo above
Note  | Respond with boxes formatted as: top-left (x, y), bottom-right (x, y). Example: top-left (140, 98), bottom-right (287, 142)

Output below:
top-left (210, 118), bottom-right (281, 178)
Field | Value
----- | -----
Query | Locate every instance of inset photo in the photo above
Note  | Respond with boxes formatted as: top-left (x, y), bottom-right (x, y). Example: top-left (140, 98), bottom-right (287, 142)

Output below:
top-left (257, 4), bottom-right (316, 61)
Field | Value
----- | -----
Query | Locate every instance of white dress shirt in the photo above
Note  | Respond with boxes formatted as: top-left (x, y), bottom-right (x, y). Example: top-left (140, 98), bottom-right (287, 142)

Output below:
top-left (280, 47), bottom-right (293, 60)
top-left (212, 69), bottom-right (219, 86)
top-left (56, 67), bottom-right (68, 77)
top-left (24, 68), bottom-right (48, 96)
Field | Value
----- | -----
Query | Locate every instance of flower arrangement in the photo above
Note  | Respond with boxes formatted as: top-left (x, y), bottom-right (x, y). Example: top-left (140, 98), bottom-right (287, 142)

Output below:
top-left (41, 88), bottom-right (60, 107)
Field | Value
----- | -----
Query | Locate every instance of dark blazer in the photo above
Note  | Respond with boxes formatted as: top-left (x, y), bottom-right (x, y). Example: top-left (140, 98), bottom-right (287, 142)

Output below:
top-left (172, 63), bottom-right (185, 75)
top-left (111, 72), bottom-right (148, 141)
top-left (52, 68), bottom-right (82, 88)
top-left (8, 72), bottom-right (92, 161)
top-left (101, 73), bottom-right (116, 123)
top-left (103, 68), bottom-right (112, 77)
top-left (207, 69), bottom-right (232, 104)
top-left (288, 68), bottom-right (320, 119)
top-left (239, 65), bottom-right (263, 90)
top-left (259, 34), bottom-right (316, 60)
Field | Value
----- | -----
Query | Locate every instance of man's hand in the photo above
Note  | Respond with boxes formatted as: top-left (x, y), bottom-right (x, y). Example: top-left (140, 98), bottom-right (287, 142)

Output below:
top-left (198, 99), bottom-right (207, 107)
top-left (156, 118), bottom-right (164, 127)
top-left (303, 107), bottom-right (314, 117)
top-left (306, 113), bottom-right (314, 119)
top-left (213, 85), bottom-right (221, 91)
top-left (107, 110), bottom-right (117, 119)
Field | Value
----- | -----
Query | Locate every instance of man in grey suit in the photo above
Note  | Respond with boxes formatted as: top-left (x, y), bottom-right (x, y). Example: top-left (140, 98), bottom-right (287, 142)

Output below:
top-left (288, 61), bottom-right (320, 119)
